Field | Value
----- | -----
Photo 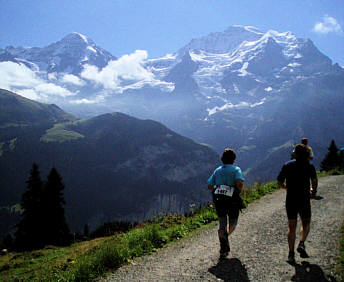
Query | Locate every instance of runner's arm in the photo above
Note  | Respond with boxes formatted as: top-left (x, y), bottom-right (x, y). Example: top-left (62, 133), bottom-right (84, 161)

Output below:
top-left (208, 185), bottom-right (215, 191)
top-left (310, 165), bottom-right (317, 193)
top-left (277, 165), bottom-right (287, 189)
top-left (311, 178), bottom-right (318, 191)
top-left (236, 179), bottom-right (243, 193)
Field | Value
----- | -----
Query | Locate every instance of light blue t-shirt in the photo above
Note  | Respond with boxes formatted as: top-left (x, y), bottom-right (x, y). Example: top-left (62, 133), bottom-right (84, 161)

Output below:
top-left (207, 164), bottom-right (245, 187)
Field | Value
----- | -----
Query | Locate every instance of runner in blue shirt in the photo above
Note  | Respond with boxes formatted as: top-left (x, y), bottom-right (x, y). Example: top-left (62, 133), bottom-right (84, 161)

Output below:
top-left (208, 148), bottom-right (245, 258)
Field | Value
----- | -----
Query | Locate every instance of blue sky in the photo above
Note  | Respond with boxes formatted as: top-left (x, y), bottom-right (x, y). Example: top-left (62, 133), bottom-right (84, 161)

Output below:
top-left (1, 0), bottom-right (343, 65)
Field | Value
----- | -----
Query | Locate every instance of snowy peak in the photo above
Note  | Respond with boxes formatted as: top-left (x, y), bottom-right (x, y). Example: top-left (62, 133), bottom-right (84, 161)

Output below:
top-left (261, 29), bottom-right (297, 42)
top-left (60, 32), bottom-right (92, 45)
top-left (2, 33), bottom-right (116, 74)
top-left (295, 38), bottom-right (332, 67)
top-left (53, 32), bottom-right (98, 53)
top-left (155, 25), bottom-right (339, 108)
top-left (180, 25), bottom-right (263, 54)
top-left (0, 25), bottom-right (340, 111)
top-left (181, 26), bottom-right (334, 76)
top-left (231, 25), bottom-right (263, 34)
top-left (224, 25), bottom-right (263, 36)
top-left (42, 33), bottom-right (116, 74)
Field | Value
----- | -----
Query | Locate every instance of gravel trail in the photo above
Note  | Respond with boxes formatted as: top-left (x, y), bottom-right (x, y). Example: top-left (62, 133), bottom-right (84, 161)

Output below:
top-left (101, 175), bottom-right (344, 281)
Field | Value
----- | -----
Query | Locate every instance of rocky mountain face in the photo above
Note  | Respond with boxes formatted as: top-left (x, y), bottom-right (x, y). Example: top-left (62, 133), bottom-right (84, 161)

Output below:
top-left (3, 33), bottom-right (116, 74)
top-left (0, 89), bottom-right (219, 237)
top-left (1, 25), bottom-right (344, 183)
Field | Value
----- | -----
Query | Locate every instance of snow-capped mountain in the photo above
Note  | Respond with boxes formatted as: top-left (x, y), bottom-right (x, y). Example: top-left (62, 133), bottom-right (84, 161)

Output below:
top-left (148, 25), bottom-right (334, 107)
top-left (3, 32), bottom-right (116, 74)
top-left (1, 26), bottom-right (343, 182)
top-left (182, 25), bottom-right (263, 54)
top-left (0, 26), bottom-right (336, 107)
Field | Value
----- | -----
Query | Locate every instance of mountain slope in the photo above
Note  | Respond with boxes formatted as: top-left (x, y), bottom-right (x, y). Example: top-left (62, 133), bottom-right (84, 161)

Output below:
top-left (1, 26), bottom-right (343, 183)
top-left (0, 88), bottom-right (76, 125)
top-left (0, 90), bottom-right (219, 238)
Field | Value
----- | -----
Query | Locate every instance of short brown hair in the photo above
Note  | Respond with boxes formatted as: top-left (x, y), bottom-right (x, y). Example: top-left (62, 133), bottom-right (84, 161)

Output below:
top-left (221, 148), bottom-right (236, 164)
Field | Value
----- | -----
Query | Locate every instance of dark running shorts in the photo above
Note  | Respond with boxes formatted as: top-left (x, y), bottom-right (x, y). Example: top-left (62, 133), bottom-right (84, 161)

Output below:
top-left (286, 199), bottom-right (311, 220)
top-left (213, 196), bottom-right (239, 228)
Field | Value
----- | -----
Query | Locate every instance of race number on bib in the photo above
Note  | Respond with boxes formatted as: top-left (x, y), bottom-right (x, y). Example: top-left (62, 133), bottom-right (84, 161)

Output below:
top-left (214, 185), bottom-right (235, 197)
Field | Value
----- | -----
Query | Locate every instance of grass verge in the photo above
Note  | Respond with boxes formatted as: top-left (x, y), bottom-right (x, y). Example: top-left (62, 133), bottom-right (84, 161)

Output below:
top-left (0, 181), bottom-right (280, 281)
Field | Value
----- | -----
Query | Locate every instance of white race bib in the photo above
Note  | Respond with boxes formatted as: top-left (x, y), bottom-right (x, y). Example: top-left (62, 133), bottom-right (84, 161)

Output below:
top-left (214, 185), bottom-right (235, 197)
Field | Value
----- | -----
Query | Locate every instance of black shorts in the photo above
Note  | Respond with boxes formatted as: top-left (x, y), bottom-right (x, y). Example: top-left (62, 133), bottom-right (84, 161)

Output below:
top-left (213, 195), bottom-right (240, 221)
top-left (286, 199), bottom-right (311, 220)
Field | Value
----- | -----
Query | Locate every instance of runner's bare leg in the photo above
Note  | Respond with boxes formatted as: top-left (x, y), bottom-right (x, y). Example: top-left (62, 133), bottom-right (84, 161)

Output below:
top-left (288, 219), bottom-right (297, 251)
top-left (227, 224), bottom-right (236, 236)
top-left (300, 217), bottom-right (311, 242)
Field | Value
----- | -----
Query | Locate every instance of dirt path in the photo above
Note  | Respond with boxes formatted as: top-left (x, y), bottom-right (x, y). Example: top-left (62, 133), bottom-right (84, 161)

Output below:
top-left (101, 175), bottom-right (344, 281)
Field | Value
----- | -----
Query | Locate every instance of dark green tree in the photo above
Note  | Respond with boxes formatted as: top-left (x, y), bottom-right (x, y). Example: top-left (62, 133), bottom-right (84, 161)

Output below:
top-left (14, 165), bottom-right (71, 250)
top-left (42, 167), bottom-right (70, 246)
top-left (14, 163), bottom-right (45, 250)
top-left (320, 140), bottom-right (341, 171)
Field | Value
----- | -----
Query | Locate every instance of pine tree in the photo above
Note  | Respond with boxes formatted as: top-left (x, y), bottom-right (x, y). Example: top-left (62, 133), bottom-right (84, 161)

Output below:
top-left (14, 165), bottom-right (71, 250)
top-left (14, 163), bottom-right (45, 250)
top-left (42, 167), bottom-right (70, 246)
top-left (320, 140), bottom-right (341, 171)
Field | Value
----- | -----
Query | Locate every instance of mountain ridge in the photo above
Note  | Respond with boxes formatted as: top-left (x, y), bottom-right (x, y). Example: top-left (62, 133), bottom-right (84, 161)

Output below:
top-left (0, 89), bottom-right (219, 238)
top-left (0, 88), bottom-right (76, 125)
top-left (1, 25), bottom-right (343, 183)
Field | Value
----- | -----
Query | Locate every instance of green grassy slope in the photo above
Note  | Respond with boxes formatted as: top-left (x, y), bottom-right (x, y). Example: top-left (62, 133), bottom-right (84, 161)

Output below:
top-left (0, 181), bottom-right (279, 281)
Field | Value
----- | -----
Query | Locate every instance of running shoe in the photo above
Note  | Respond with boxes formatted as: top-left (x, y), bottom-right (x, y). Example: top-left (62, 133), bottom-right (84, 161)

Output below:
top-left (219, 234), bottom-right (230, 258)
top-left (297, 241), bottom-right (309, 258)
top-left (287, 251), bottom-right (295, 264)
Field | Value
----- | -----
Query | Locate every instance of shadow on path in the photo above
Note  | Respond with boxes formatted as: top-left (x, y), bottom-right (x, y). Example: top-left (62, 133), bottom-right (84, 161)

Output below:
top-left (289, 261), bottom-right (336, 281)
top-left (208, 257), bottom-right (249, 281)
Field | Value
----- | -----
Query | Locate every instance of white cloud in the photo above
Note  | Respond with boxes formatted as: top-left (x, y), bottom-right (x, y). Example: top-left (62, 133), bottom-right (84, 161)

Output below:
top-left (70, 98), bottom-right (97, 104)
top-left (312, 15), bottom-right (343, 34)
top-left (48, 72), bottom-right (57, 80)
top-left (34, 83), bottom-right (74, 97)
top-left (18, 83), bottom-right (75, 101)
top-left (70, 90), bottom-right (108, 104)
top-left (0, 61), bottom-right (75, 100)
top-left (81, 50), bottom-right (174, 93)
top-left (207, 102), bottom-right (248, 115)
top-left (17, 89), bottom-right (40, 100)
top-left (61, 74), bottom-right (86, 86)
top-left (207, 99), bottom-right (266, 115)
top-left (0, 61), bottom-right (42, 89)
